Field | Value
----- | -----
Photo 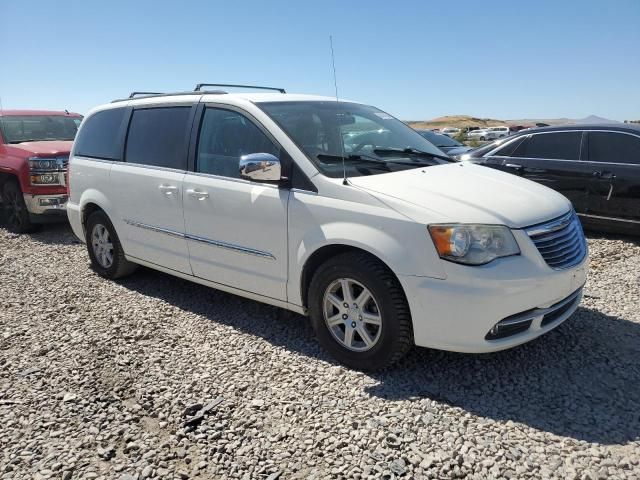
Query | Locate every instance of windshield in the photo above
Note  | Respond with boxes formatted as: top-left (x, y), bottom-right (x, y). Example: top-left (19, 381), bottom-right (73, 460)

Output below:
top-left (418, 130), bottom-right (462, 147)
top-left (258, 101), bottom-right (448, 177)
top-left (0, 115), bottom-right (82, 143)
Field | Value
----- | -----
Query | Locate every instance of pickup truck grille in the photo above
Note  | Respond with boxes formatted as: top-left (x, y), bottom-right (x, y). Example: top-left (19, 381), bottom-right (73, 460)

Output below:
top-left (525, 211), bottom-right (587, 270)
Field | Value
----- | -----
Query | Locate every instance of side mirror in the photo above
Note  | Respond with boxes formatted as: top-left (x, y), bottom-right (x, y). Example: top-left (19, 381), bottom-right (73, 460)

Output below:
top-left (239, 153), bottom-right (282, 182)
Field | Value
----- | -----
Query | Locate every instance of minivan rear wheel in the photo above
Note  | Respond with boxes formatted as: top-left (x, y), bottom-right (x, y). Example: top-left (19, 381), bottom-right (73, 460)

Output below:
top-left (308, 252), bottom-right (413, 371)
top-left (85, 210), bottom-right (137, 279)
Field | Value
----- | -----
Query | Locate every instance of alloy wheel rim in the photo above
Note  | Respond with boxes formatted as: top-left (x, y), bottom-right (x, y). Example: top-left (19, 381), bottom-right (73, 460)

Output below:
top-left (323, 278), bottom-right (382, 352)
top-left (91, 224), bottom-right (114, 268)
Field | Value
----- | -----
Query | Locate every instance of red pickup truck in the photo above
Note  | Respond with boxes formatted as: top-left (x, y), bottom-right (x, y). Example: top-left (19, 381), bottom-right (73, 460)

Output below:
top-left (0, 110), bottom-right (82, 233)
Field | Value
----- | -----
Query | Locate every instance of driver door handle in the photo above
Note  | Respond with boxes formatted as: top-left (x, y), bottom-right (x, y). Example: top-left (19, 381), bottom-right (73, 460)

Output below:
top-left (186, 188), bottom-right (209, 200)
top-left (593, 170), bottom-right (616, 180)
top-left (505, 163), bottom-right (523, 170)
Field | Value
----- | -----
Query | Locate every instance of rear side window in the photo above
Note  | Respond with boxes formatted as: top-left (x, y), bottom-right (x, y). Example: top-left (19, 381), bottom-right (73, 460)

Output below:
top-left (125, 107), bottom-right (191, 169)
top-left (196, 108), bottom-right (279, 178)
top-left (511, 132), bottom-right (582, 160)
top-left (74, 108), bottom-right (127, 160)
top-left (588, 132), bottom-right (640, 164)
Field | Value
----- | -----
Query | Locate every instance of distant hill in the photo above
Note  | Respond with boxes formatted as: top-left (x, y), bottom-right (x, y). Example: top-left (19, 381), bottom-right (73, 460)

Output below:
top-left (407, 115), bottom-right (505, 130)
top-left (407, 114), bottom-right (619, 130)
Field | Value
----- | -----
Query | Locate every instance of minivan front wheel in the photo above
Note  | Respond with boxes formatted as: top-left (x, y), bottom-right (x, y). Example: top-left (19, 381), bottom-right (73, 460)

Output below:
top-left (85, 210), bottom-right (137, 279)
top-left (308, 252), bottom-right (413, 370)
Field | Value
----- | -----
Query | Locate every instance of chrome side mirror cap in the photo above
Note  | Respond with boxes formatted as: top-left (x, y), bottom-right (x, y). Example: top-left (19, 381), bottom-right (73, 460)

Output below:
top-left (239, 153), bottom-right (282, 182)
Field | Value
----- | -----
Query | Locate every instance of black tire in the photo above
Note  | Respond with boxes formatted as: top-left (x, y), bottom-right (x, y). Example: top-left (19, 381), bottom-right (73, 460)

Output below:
top-left (85, 210), bottom-right (137, 279)
top-left (480, 136), bottom-right (486, 141)
top-left (2, 180), bottom-right (38, 234)
top-left (308, 252), bottom-right (413, 371)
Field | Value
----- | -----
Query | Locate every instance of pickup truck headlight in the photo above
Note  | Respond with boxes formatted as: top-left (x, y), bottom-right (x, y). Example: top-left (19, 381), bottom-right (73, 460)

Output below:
top-left (428, 224), bottom-right (520, 265)
top-left (28, 157), bottom-right (66, 186)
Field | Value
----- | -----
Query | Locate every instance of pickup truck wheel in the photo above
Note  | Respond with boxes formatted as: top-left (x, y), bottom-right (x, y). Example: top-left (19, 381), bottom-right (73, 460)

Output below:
top-left (308, 252), bottom-right (413, 371)
top-left (85, 211), bottom-right (137, 279)
top-left (2, 180), bottom-right (38, 234)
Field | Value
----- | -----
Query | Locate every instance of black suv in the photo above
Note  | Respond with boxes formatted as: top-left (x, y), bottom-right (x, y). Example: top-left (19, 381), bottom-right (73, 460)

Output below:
top-left (462, 124), bottom-right (640, 235)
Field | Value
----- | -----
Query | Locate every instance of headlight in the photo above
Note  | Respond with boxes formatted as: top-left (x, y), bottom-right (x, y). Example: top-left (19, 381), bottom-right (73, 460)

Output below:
top-left (428, 224), bottom-right (520, 265)
top-left (28, 157), bottom-right (66, 186)
top-left (30, 174), bottom-right (61, 185)
top-left (29, 158), bottom-right (60, 170)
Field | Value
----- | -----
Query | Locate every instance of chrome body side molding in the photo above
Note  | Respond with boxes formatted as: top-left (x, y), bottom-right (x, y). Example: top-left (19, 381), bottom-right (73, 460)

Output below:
top-left (123, 219), bottom-right (275, 259)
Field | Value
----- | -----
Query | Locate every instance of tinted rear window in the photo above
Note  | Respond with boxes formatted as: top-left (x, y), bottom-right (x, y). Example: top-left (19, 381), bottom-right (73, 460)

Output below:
top-left (74, 108), bottom-right (127, 160)
top-left (512, 132), bottom-right (582, 160)
top-left (588, 131), bottom-right (640, 164)
top-left (125, 107), bottom-right (191, 169)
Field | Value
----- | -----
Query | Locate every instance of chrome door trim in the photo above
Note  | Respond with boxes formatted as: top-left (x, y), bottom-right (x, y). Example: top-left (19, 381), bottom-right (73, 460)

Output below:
top-left (123, 219), bottom-right (186, 238)
top-left (185, 170), bottom-right (281, 189)
top-left (186, 233), bottom-right (276, 259)
top-left (123, 219), bottom-right (276, 259)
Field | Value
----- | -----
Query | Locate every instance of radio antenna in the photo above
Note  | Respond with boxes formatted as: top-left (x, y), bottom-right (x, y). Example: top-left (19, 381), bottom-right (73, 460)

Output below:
top-left (329, 35), bottom-right (348, 185)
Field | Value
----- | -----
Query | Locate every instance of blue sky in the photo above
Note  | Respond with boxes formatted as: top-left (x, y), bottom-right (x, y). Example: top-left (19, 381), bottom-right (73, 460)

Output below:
top-left (1, 0), bottom-right (639, 121)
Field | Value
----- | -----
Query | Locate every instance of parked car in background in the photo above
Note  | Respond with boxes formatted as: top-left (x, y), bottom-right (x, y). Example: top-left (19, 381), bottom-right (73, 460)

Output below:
top-left (0, 110), bottom-right (82, 233)
top-left (67, 85), bottom-right (587, 370)
top-left (467, 126), bottom-right (510, 141)
top-left (460, 124), bottom-right (640, 235)
top-left (440, 127), bottom-right (461, 137)
top-left (415, 129), bottom-right (472, 156)
top-left (487, 126), bottom-right (510, 138)
top-left (467, 129), bottom-right (490, 141)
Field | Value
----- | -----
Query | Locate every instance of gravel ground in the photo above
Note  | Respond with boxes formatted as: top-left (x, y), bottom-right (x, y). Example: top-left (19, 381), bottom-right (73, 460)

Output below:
top-left (0, 222), bottom-right (639, 480)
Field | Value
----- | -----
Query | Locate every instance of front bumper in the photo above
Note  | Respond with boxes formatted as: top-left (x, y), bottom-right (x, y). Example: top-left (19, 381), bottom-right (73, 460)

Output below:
top-left (399, 230), bottom-right (588, 353)
top-left (23, 194), bottom-right (68, 218)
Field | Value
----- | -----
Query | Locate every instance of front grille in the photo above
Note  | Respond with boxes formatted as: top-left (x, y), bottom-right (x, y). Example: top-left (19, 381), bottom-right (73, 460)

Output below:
top-left (525, 211), bottom-right (587, 270)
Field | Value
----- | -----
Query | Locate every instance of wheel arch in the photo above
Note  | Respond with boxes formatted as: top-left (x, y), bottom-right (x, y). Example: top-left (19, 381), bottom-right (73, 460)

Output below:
top-left (78, 189), bottom-right (116, 231)
top-left (0, 171), bottom-right (19, 190)
top-left (299, 243), bottom-right (405, 310)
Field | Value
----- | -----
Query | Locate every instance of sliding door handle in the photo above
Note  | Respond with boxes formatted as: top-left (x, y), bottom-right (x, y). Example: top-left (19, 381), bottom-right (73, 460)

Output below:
top-left (158, 185), bottom-right (179, 195)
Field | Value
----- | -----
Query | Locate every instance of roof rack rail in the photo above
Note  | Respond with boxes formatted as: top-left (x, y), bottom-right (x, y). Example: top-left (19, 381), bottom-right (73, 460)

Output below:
top-left (128, 91), bottom-right (165, 99)
top-left (194, 83), bottom-right (286, 94)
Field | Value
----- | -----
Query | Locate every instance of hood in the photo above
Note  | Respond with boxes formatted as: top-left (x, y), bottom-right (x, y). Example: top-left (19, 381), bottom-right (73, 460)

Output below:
top-left (7, 140), bottom-right (73, 157)
top-left (348, 162), bottom-right (571, 229)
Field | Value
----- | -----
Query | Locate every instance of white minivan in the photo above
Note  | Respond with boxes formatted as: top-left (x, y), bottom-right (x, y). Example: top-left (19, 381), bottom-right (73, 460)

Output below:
top-left (67, 85), bottom-right (588, 370)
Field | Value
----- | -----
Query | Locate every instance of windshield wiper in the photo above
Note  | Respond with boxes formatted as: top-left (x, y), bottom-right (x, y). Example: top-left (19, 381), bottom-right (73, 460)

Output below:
top-left (316, 153), bottom-right (436, 170)
top-left (373, 147), bottom-right (453, 162)
top-left (316, 153), bottom-right (391, 170)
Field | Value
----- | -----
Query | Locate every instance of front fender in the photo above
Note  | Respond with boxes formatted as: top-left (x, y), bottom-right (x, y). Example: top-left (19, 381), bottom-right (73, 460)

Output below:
top-left (287, 194), bottom-right (447, 307)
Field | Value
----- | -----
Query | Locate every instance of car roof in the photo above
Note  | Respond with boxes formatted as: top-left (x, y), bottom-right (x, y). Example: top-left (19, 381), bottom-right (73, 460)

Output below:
top-left (515, 123), bottom-right (640, 135)
top-left (0, 109), bottom-right (82, 117)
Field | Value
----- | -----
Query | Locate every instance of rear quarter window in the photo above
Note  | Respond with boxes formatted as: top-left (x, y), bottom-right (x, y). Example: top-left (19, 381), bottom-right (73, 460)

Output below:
top-left (74, 108), bottom-right (127, 160)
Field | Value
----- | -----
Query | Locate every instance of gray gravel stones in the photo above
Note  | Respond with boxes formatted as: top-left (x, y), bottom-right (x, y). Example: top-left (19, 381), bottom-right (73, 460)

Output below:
top-left (0, 223), bottom-right (639, 479)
